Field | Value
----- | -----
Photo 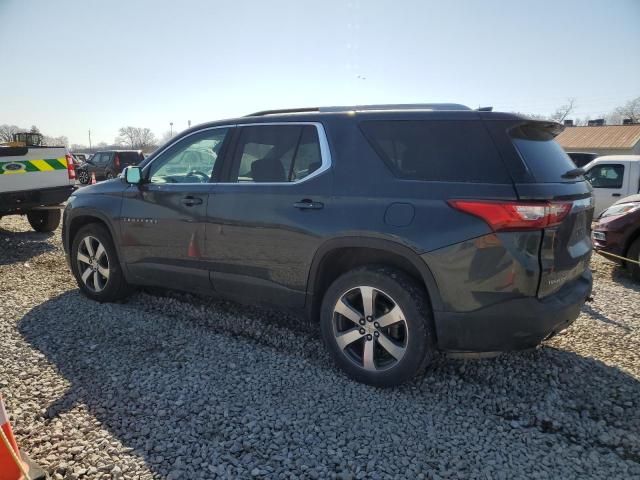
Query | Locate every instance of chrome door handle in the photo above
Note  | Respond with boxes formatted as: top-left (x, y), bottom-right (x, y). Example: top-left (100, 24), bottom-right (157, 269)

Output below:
top-left (293, 200), bottom-right (324, 210)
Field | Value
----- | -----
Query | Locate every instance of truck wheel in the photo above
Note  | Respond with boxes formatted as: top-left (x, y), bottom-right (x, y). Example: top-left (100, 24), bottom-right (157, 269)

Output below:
top-left (71, 223), bottom-right (132, 302)
top-left (320, 266), bottom-right (435, 387)
top-left (27, 210), bottom-right (61, 232)
top-left (626, 237), bottom-right (640, 281)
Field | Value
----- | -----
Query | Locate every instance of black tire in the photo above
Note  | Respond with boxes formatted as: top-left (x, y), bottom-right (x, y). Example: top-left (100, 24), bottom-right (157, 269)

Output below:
top-left (320, 266), bottom-right (435, 387)
top-left (625, 237), bottom-right (640, 282)
top-left (71, 223), bottom-right (132, 302)
top-left (106, 170), bottom-right (115, 179)
top-left (27, 210), bottom-right (61, 232)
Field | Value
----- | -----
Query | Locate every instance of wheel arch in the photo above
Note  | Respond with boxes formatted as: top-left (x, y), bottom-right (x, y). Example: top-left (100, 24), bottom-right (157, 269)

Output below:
top-left (66, 209), bottom-right (123, 266)
top-left (306, 236), bottom-right (442, 322)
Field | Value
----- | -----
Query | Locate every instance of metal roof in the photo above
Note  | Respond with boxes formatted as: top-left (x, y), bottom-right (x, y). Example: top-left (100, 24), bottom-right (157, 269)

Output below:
top-left (556, 125), bottom-right (640, 150)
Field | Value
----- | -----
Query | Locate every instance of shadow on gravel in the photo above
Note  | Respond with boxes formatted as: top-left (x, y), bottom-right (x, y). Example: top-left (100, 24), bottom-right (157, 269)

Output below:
top-left (18, 290), bottom-right (640, 478)
top-left (0, 226), bottom-right (55, 266)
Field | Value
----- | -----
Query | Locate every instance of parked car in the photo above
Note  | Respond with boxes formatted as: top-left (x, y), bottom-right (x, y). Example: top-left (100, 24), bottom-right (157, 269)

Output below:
top-left (583, 155), bottom-right (640, 215)
top-left (62, 104), bottom-right (594, 386)
top-left (76, 150), bottom-right (144, 184)
top-left (567, 151), bottom-right (599, 168)
top-left (592, 194), bottom-right (640, 280)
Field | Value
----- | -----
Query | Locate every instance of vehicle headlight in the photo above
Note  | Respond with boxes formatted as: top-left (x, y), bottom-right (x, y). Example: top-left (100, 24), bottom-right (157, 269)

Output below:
top-left (600, 202), bottom-right (640, 218)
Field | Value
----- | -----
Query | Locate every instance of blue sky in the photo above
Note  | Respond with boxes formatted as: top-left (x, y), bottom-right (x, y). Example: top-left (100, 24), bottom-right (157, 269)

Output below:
top-left (1, 0), bottom-right (638, 145)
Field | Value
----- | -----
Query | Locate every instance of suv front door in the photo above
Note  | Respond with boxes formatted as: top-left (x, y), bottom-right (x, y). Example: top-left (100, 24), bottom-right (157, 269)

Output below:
top-left (206, 122), bottom-right (332, 308)
top-left (120, 126), bottom-right (232, 291)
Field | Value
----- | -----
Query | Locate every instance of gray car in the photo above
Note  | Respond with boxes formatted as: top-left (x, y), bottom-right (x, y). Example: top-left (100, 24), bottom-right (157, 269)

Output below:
top-left (62, 104), bottom-right (594, 386)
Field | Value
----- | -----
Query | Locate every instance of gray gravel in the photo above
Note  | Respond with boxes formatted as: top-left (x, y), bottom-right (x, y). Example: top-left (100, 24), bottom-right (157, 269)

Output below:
top-left (1, 214), bottom-right (639, 479)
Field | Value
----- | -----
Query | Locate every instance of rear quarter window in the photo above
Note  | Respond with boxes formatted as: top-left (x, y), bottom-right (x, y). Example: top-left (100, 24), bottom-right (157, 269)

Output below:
top-left (510, 124), bottom-right (578, 183)
top-left (360, 120), bottom-right (510, 183)
top-left (119, 152), bottom-right (143, 165)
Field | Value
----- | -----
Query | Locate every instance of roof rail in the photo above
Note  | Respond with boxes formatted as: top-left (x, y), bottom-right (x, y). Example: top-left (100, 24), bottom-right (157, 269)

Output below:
top-left (246, 107), bottom-right (319, 117)
top-left (246, 103), bottom-right (471, 116)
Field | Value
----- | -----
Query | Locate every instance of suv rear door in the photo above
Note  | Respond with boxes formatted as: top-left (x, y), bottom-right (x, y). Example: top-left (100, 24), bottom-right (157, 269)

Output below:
top-left (486, 119), bottom-right (594, 298)
top-left (205, 122), bottom-right (332, 308)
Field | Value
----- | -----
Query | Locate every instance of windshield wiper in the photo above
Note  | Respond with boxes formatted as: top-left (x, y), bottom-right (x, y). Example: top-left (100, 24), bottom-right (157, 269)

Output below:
top-left (562, 167), bottom-right (584, 179)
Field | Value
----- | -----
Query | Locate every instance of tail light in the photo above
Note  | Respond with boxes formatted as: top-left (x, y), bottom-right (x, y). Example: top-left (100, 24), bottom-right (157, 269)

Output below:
top-left (448, 200), bottom-right (572, 231)
top-left (65, 153), bottom-right (76, 180)
top-left (114, 154), bottom-right (120, 169)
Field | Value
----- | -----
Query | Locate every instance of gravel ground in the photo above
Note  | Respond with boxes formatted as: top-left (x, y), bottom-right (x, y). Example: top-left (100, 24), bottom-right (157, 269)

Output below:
top-left (1, 214), bottom-right (639, 480)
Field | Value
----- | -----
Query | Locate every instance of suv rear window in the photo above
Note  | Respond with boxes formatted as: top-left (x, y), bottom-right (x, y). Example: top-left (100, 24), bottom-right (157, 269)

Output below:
top-left (510, 124), bottom-right (578, 182)
top-left (118, 152), bottom-right (143, 166)
top-left (360, 120), bottom-right (510, 183)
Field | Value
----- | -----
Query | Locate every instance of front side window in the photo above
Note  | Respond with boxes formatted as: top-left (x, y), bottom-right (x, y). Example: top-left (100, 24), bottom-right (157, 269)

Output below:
top-left (584, 164), bottom-right (625, 189)
top-left (149, 128), bottom-right (229, 184)
top-left (231, 125), bottom-right (322, 183)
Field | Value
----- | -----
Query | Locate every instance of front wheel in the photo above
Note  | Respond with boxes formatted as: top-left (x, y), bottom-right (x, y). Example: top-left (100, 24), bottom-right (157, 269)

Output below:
top-left (27, 209), bottom-right (61, 232)
top-left (320, 266), bottom-right (435, 387)
top-left (71, 223), bottom-right (131, 302)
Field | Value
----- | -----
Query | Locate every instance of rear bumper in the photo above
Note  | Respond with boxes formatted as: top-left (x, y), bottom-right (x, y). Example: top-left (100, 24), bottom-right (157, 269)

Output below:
top-left (433, 269), bottom-right (592, 352)
top-left (0, 185), bottom-right (75, 215)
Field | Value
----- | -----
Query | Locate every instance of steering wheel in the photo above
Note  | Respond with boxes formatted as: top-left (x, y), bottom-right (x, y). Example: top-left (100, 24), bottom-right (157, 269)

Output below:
top-left (187, 170), bottom-right (210, 182)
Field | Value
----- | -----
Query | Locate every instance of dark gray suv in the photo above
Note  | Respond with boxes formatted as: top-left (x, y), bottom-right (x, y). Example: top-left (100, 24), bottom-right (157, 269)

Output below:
top-left (62, 104), bottom-right (594, 386)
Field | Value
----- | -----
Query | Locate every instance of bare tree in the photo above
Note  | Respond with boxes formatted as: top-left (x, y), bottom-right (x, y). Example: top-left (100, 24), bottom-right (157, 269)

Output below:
top-left (116, 126), bottom-right (138, 148)
top-left (615, 96), bottom-right (640, 123)
top-left (137, 128), bottom-right (156, 149)
top-left (0, 124), bottom-right (21, 142)
top-left (550, 98), bottom-right (576, 123)
top-left (116, 126), bottom-right (156, 149)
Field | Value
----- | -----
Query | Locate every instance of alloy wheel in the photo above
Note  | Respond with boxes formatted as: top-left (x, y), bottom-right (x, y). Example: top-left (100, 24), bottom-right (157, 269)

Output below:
top-left (332, 286), bottom-right (409, 371)
top-left (76, 236), bottom-right (110, 292)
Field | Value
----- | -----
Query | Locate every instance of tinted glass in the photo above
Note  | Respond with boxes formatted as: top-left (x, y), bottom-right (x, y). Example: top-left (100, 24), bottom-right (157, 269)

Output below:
top-left (118, 152), bottom-right (143, 166)
top-left (584, 164), bottom-right (625, 189)
top-left (149, 128), bottom-right (228, 183)
top-left (360, 120), bottom-right (509, 183)
top-left (510, 124), bottom-right (578, 182)
top-left (232, 125), bottom-right (322, 183)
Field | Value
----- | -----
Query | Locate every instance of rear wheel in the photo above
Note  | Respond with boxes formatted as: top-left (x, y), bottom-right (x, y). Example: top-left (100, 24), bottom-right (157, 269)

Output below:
top-left (626, 237), bottom-right (640, 281)
top-left (78, 169), bottom-right (90, 184)
top-left (320, 266), bottom-right (435, 387)
top-left (71, 223), bottom-right (131, 302)
top-left (27, 210), bottom-right (61, 232)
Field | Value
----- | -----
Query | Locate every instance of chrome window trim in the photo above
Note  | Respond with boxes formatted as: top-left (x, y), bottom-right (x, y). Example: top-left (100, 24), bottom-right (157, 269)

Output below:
top-left (141, 122), bottom-right (332, 187)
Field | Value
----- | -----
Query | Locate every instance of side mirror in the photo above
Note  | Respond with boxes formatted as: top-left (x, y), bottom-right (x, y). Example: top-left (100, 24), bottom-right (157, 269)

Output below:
top-left (124, 166), bottom-right (142, 185)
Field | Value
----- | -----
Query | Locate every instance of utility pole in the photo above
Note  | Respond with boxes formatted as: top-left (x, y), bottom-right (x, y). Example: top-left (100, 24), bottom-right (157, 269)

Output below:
top-left (170, 122), bottom-right (173, 137)
top-left (188, 120), bottom-right (191, 128)
top-left (88, 129), bottom-right (92, 151)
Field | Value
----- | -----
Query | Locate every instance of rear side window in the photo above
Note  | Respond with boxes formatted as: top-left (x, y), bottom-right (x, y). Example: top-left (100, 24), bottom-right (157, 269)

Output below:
top-left (584, 164), bottom-right (624, 189)
top-left (232, 125), bottom-right (322, 183)
top-left (360, 120), bottom-right (509, 183)
top-left (510, 124), bottom-right (578, 182)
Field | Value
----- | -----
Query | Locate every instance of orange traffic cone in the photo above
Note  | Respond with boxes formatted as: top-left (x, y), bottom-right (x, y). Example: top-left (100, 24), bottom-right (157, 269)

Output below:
top-left (0, 395), bottom-right (30, 480)
top-left (0, 395), bottom-right (46, 480)
top-left (90, 172), bottom-right (97, 185)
